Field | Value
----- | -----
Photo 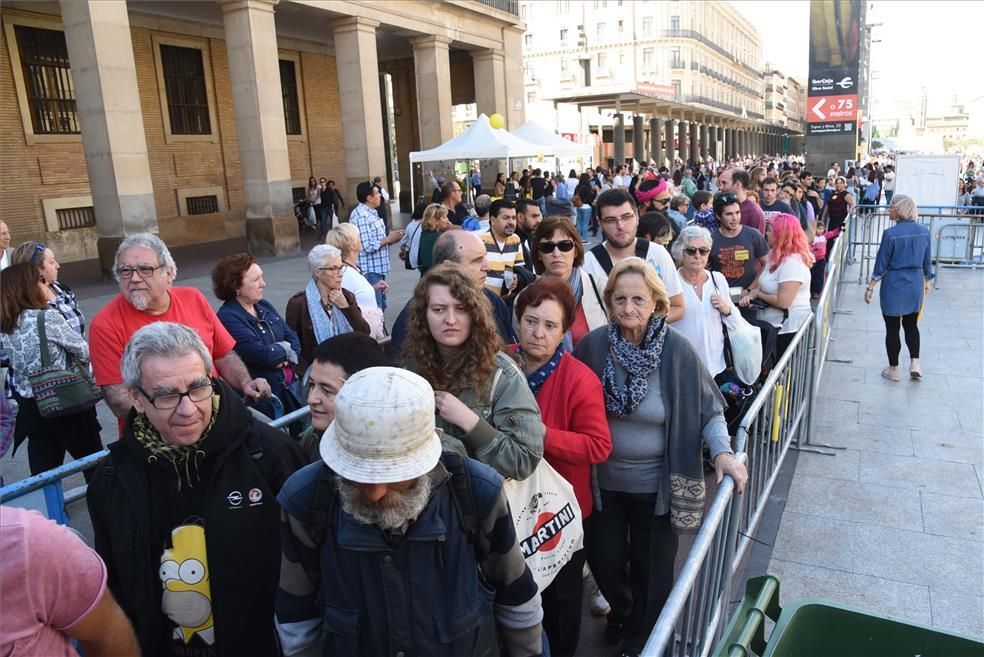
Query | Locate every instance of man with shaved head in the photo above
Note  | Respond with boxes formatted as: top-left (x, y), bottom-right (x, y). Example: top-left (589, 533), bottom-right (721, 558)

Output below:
top-left (389, 230), bottom-right (515, 356)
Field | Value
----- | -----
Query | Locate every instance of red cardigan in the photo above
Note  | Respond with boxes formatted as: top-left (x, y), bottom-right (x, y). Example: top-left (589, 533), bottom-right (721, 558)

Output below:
top-left (527, 350), bottom-right (612, 518)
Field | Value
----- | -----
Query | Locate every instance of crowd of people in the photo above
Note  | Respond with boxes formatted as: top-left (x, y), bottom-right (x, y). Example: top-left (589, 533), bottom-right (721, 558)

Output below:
top-left (0, 149), bottom-right (941, 657)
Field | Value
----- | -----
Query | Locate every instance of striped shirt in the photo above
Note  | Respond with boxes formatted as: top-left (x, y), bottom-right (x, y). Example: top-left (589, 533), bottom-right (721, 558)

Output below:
top-left (351, 202), bottom-right (390, 276)
top-left (480, 232), bottom-right (525, 296)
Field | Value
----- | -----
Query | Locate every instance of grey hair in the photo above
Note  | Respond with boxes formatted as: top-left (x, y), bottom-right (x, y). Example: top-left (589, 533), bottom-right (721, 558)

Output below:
top-left (671, 225), bottom-right (713, 262)
top-left (889, 194), bottom-right (918, 221)
top-left (121, 322), bottom-right (212, 389)
top-left (307, 244), bottom-right (342, 273)
top-left (113, 233), bottom-right (177, 281)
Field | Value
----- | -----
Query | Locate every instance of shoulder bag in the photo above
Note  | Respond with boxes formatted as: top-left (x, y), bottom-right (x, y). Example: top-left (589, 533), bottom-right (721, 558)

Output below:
top-left (27, 312), bottom-right (102, 418)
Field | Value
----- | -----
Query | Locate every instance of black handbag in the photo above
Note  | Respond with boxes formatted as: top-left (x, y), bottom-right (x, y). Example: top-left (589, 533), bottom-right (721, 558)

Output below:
top-left (27, 312), bottom-right (102, 418)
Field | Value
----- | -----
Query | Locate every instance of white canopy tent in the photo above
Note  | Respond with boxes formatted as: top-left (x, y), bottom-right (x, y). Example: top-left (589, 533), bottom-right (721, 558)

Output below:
top-left (511, 120), bottom-right (592, 159)
top-left (408, 114), bottom-right (543, 205)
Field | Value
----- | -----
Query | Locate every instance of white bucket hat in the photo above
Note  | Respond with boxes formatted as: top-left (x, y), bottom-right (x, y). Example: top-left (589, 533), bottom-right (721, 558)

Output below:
top-left (320, 367), bottom-right (442, 484)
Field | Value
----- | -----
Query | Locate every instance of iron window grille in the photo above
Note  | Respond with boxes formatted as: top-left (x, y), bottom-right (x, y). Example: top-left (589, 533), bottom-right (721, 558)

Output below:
top-left (160, 44), bottom-right (210, 135)
top-left (14, 25), bottom-right (80, 135)
top-left (280, 60), bottom-right (302, 135)
top-left (186, 195), bottom-right (219, 215)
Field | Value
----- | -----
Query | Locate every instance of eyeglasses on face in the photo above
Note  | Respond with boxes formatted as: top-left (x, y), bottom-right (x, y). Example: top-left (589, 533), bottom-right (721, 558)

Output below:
top-left (117, 264), bottom-right (164, 280)
top-left (316, 265), bottom-right (347, 275)
top-left (683, 247), bottom-right (711, 256)
top-left (600, 213), bottom-right (636, 226)
top-left (138, 381), bottom-right (214, 410)
top-left (537, 239), bottom-right (576, 254)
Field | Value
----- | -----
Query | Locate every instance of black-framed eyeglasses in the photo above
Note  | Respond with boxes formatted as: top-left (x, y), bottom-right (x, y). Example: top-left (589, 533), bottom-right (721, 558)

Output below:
top-left (316, 265), bottom-right (347, 275)
top-left (30, 243), bottom-right (46, 264)
top-left (137, 382), bottom-right (214, 410)
top-left (537, 240), bottom-right (576, 254)
top-left (684, 247), bottom-right (711, 256)
top-left (116, 264), bottom-right (164, 280)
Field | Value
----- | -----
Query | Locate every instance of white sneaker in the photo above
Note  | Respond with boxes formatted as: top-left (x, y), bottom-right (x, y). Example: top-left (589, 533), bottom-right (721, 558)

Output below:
top-left (590, 587), bottom-right (611, 616)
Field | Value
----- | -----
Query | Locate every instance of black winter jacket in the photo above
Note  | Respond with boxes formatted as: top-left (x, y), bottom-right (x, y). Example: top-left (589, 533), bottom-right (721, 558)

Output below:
top-left (87, 381), bottom-right (306, 657)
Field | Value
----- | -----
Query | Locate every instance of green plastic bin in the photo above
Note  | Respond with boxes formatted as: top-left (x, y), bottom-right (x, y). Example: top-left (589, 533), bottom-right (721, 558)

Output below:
top-left (714, 575), bottom-right (984, 657)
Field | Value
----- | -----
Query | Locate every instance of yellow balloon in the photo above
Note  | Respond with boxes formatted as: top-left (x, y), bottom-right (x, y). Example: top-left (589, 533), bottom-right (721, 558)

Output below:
top-left (489, 113), bottom-right (505, 130)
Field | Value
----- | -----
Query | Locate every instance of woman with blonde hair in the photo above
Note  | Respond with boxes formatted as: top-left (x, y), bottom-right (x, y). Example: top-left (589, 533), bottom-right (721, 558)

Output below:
top-left (573, 257), bottom-right (747, 656)
top-left (401, 262), bottom-right (543, 480)
top-left (865, 194), bottom-right (932, 380)
top-left (415, 203), bottom-right (452, 274)
top-left (324, 223), bottom-right (385, 339)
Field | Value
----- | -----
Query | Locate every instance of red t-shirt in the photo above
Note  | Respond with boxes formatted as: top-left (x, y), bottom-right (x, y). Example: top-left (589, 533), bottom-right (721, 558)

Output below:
top-left (0, 507), bottom-right (107, 656)
top-left (89, 287), bottom-right (235, 386)
top-left (569, 305), bottom-right (591, 348)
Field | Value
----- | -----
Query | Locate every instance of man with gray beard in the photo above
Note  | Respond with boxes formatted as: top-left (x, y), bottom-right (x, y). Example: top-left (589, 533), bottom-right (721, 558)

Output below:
top-left (88, 233), bottom-right (270, 420)
top-left (276, 367), bottom-right (544, 657)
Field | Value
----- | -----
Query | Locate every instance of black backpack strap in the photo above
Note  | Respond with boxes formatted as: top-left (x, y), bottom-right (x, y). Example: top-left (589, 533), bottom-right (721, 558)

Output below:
top-left (634, 237), bottom-right (650, 259)
top-left (589, 243), bottom-right (615, 275)
top-left (309, 466), bottom-right (338, 546)
top-left (441, 451), bottom-right (491, 564)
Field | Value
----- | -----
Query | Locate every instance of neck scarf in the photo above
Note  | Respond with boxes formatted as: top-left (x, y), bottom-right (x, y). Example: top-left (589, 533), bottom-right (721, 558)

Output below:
top-left (132, 395), bottom-right (221, 490)
top-left (306, 279), bottom-right (352, 344)
top-left (602, 314), bottom-right (668, 416)
top-left (560, 268), bottom-right (585, 352)
top-left (521, 344), bottom-right (565, 396)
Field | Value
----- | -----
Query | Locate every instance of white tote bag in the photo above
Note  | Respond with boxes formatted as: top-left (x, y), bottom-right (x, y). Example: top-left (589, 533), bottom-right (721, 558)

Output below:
top-left (712, 272), bottom-right (762, 385)
top-left (503, 460), bottom-right (584, 591)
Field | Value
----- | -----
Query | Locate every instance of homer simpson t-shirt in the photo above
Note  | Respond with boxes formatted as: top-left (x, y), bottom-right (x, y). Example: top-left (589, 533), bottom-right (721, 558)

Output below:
top-left (160, 522), bottom-right (215, 657)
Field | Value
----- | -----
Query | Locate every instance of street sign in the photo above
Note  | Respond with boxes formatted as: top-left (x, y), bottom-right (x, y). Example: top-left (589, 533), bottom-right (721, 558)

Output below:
top-left (806, 94), bottom-right (858, 123)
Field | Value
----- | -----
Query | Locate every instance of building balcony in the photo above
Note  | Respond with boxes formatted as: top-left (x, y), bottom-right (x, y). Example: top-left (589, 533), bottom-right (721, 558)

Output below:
top-left (683, 94), bottom-right (764, 120)
top-left (660, 28), bottom-right (760, 77)
top-left (471, 0), bottom-right (519, 15)
top-left (671, 58), bottom-right (685, 69)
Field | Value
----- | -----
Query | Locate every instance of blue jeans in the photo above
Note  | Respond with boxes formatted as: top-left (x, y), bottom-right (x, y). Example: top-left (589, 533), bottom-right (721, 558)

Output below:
top-left (884, 190), bottom-right (894, 204)
top-left (576, 207), bottom-right (591, 239)
top-left (365, 272), bottom-right (387, 311)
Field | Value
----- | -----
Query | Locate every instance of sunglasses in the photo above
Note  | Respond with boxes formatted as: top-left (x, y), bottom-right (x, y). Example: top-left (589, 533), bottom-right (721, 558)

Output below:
top-left (30, 242), bottom-right (47, 264)
top-left (537, 240), bottom-right (576, 254)
top-left (684, 247), bottom-right (711, 256)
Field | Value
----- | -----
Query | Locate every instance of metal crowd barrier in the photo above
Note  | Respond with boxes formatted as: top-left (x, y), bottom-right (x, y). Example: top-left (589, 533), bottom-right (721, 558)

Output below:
top-left (642, 316), bottom-right (818, 657)
top-left (846, 205), bottom-right (980, 285)
top-left (0, 405), bottom-right (312, 526)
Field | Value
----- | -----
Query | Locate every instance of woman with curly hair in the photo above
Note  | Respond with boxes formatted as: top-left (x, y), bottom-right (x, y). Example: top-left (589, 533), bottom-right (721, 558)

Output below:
top-left (401, 262), bottom-right (544, 480)
top-left (740, 213), bottom-right (815, 354)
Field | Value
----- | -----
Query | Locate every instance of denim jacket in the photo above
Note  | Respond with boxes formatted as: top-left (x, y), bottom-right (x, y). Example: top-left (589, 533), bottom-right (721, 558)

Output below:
top-left (217, 299), bottom-right (300, 398)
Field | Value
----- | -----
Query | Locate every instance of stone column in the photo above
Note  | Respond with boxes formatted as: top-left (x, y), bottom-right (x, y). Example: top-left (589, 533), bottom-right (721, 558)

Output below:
top-left (677, 120), bottom-right (688, 165)
top-left (728, 128), bottom-right (737, 159)
top-left (613, 113), bottom-right (625, 168)
top-left (716, 126), bottom-right (725, 162)
top-left (632, 115), bottom-right (645, 166)
top-left (59, 0), bottom-right (157, 277)
top-left (333, 18), bottom-right (386, 210)
top-left (649, 117), bottom-right (661, 164)
top-left (219, 0), bottom-right (298, 257)
top-left (412, 35), bottom-right (453, 150)
top-left (700, 123), bottom-right (710, 161)
top-left (473, 49), bottom-right (507, 190)
top-left (689, 121), bottom-right (699, 164)
top-left (664, 119), bottom-right (675, 167)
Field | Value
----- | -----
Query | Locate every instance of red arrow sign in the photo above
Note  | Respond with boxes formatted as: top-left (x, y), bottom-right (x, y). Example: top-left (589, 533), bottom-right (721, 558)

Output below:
top-left (807, 94), bottom-right (858, 123)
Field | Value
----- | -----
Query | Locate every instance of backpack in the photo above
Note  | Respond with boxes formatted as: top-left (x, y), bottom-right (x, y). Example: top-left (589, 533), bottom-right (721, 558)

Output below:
top-left (306, 451), bottom-right (491, 562)
top-left (589, 238), bottom-right (650, 275)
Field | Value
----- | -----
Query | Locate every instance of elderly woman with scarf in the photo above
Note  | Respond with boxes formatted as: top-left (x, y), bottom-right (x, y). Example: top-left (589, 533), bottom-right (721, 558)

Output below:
top-left (509, 277), bottom-right (611, 657)
top-left (573, 257), bottom-right (747, 657)
top-left (285, 244), bottom-right (370, 375)
top-left (531, 217), bottom-right (608, 349)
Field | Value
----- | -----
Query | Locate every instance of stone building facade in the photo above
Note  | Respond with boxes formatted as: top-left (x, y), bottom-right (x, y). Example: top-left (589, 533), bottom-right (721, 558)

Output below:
top-left (1, 0), bottom-right (524, 271)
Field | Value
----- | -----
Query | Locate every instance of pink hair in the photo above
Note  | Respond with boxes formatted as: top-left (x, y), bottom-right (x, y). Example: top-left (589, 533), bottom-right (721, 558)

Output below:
top-left (768, 213), bottom-right (815, 272)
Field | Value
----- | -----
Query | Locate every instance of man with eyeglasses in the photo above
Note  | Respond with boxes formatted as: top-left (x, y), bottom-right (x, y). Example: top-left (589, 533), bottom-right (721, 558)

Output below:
top-left (350, 181), bottom-right (404, 311)
top-left (89, 233), bottom-right (272, 423)
top-left (717, 168), bottom-right (766, 234)
top-left (87, 322), bottom-right (306, 657)
top-left (581, 188), bottom-right (685, 323)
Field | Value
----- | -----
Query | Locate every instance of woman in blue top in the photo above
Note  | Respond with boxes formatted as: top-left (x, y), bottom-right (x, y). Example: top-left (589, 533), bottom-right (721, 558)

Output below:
top-left (864, 194), bottom-right (932, 381)
top-left (213, 253), bottom-right (302, 417)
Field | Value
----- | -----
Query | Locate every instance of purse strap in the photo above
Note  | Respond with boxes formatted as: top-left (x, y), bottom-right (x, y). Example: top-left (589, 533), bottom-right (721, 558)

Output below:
top-left (35, 311), bottom-right (52, 368)
top-left (709, 272), bottom-right (735, 369)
